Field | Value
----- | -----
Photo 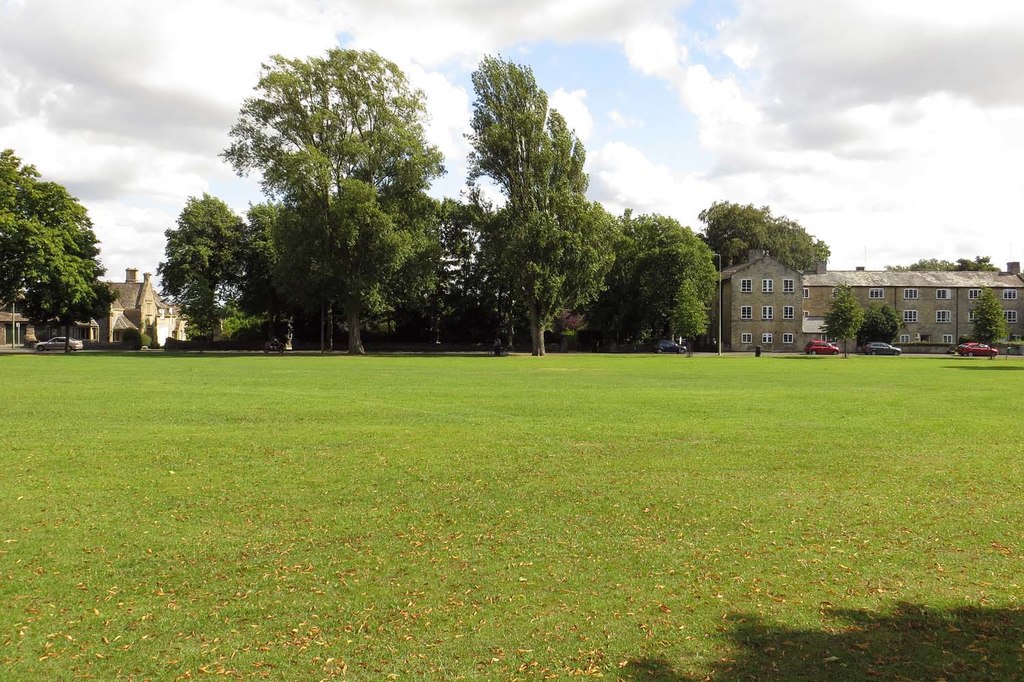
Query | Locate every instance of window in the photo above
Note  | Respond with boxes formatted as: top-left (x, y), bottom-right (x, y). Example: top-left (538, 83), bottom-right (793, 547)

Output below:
top-left (899, 334), bottom-right (911, 343)
top-left (903, 310), bottom-right (918, 323)
top-left (783, 306), bottom-right (795, 320)
top-left (969, 289), bottom-right (981, 300)
top-left (740, 305), bottom-right (752, 320)
top-left (969, 310), bottom-right (977, 322)
top-left (943, 334), bottom-right (954, 344)
top-left (762, 279), bottom-right (774, 293)
top-left (761, 306), bottom-right (773, 320)
top-left (802, 287), bottom-right (809, 299)
top-left (936, 310), bottom-right (951, 323)
top-left (920, 334), bottom-right (930, 343)
top-left (783, 279), bottom-right (795, 293)
top-left (1006, 310), bottom-right (1018, 324)
top-left (762, 333), bottom-right (773, 345)
top-left (869, 288), bottom-right (884, 299)
top-left (1004, 289), bottom-right (1018, 300)
top-left (783, 333), bottom-right (794, 344)
top-left (740, 279), bottom-right (752, 293)
top-left (741, 332), bottom-right (753, 344)
top-left (831, 288), bottom-right (838, 298)
top-left (936, 289), bottom-right (950, 300)
top-left (904, 288), bottom-right (918, 300)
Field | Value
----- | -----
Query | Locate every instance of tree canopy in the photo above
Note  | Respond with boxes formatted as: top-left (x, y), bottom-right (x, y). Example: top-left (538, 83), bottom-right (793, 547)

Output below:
top-left (857, 303), bottom-right (901, 345)
top-left (971, 288), bottom-right (1009, 345)
top-left (699, 201), bottom-right (830, 271)
top-left (0, 149), bottom-right (112, 351)
top-left (224, 48), bottom-right (443, 353)
top-left (588, 212), bottom-right (715, 344)
top-left (159, 194), bottom-right (245, 341)
top-left (468, 55), bottom-right (616, 355)
top-left (886, 256), bottom-right (1000, 272)
top-left (822, 285), bottom-right (864, 357)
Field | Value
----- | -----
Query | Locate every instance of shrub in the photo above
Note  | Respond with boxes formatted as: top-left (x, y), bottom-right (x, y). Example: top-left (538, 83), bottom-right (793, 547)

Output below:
top-left (122, 328), bottom-right (143, 350)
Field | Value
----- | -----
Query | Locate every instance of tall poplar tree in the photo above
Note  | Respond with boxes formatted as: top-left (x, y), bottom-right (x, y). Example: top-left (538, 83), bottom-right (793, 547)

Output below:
top-left (823, 285), bottom-right (865, 357)
top-left (224, 49), bottom-right (443, 354)
top-left (468, 55), bottom-right (616, 355)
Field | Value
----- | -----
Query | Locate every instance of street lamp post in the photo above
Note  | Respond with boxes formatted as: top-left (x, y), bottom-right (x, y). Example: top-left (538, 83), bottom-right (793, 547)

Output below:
top-left (714, 253), bottom-right (723, 356)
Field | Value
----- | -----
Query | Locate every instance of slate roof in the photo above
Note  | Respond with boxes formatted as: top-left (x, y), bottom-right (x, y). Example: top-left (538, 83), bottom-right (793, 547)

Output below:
top-left (803, 270), bottom-right (1024, 288)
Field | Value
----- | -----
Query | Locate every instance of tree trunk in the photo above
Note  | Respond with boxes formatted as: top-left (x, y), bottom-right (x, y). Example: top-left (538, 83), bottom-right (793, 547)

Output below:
top-left (64, 322), bottom-right (71, 353)
top-left (327, 302), bottom-right (334, 352)
top-left (347, 303), bottom-right (364, 355)
top-left (528, 300), bottom-right (545, 356)
top-left (319, 297), bottom-right (325, 353)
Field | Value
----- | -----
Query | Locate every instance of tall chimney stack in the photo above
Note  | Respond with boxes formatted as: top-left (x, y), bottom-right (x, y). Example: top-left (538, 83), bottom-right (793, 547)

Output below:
top-left (126, 268), bottom-right (138, 283)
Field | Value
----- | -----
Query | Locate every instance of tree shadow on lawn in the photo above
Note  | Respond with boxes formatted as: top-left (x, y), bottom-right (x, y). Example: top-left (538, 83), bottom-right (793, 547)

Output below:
top-left (943, 364), bottom-right (1024, 371)
top-left (621, 603), bottom-right (1024, 681)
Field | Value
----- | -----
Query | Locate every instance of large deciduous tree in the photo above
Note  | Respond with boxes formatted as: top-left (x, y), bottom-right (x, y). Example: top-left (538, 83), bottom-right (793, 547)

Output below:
top-left (886, 256), bottom-right (1000, 272)
top-left (823, 285), bottom-right (864, 357)
top-left (971, 288), bottom-right (1008, 348)
top-left (589, 212), bottom-right (715, 345)
top-left (224, 48), bottom-right (443, 354)
top-left (699, 201), bottom-right (829, 271)
top-left (0, 149), bottom-right (112, 352)
top-left (468, 55), bottom-right (616, 355)
top-left (159, 194), bottom-right (244, 341)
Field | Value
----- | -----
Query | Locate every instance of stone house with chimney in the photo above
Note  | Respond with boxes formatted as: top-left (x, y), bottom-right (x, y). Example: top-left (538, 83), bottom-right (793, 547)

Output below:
top-left (718, 250), bottom-right (1024, 351)
top-left (98, 268), bottom-right (187, 344)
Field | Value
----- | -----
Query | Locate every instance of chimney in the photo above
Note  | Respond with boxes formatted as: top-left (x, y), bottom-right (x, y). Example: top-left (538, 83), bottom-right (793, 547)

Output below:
top-left (815, 261), bottom-right (828, 275)
top-left (143, 272), bottom-right (152, 286)
top-left (855, 266), bottom-right (865, 271)
top-left (1008, 262), bottom-right (1021, 275)
top-left (126, 268), bottom-right (138, 283)
top-left (748, 249), bottom-right (765, 262)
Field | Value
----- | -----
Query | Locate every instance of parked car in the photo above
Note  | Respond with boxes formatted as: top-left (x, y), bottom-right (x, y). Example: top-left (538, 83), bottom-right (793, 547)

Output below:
top-left (655, 339), bottom-right (686, 354)
top-left (956, 342), bottom-right (998, 357)
top-left (35, 337), bottom-right (83, 352)
top-left (804, 340), bottom-right (840, 355)
top-left (862, 341), bottom-right (902, 355)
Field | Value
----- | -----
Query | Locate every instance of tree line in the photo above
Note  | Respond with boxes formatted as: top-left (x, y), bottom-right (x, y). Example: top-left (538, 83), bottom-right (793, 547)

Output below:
top-left (158, 50), bottom-right (832, 355)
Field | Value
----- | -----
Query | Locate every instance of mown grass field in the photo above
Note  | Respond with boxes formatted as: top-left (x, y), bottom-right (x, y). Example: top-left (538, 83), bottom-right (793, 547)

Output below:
top-left (1, 351), bottom-right (1022, 680)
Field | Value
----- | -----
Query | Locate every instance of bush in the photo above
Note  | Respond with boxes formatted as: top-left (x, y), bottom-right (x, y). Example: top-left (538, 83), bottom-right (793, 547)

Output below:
top-left (122, 328), bottom-right (143, 350)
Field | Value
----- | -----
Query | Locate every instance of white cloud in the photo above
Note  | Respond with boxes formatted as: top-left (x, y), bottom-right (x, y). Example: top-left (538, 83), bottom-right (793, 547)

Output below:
top-left (620, 22), bottom-right (688, 79)
top-left (549, 87), bottom-right (594, 142)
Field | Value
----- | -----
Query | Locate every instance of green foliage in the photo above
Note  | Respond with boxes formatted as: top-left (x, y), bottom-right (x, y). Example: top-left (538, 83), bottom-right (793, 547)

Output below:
top-left (3, 354), bottom-right (1023, 679)
top-left (220, 305), bottom-right (266, 341)
top-left (588, 212), bottom-right (716, 344)
top-left (0, 150), bottom-right (113, 336)
top-left (158, 194), bottom-right (244, 339)
top-left (121, 327), bottom-right (143, 350)
top-left (698, 201), bottom-right (829, 270)
top-left (468, 55), bottom-right (616, 355)
top-left (857, 303), bottom-right (901, 344)
top-left (971, 287), bottom-right (1009, 344)
top-left (823, 285), bottom-right (865, 356)
top-left (886, 256), bottom-right (1000, 272)
top-left (224, 48), bottom-right (443, 354)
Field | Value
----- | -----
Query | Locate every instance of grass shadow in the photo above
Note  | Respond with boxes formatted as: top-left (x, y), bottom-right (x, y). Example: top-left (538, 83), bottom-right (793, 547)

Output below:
top-left (620, 603), bottom-right (1024, 681)
top-left (944, 364), bottom-right (1024, 371)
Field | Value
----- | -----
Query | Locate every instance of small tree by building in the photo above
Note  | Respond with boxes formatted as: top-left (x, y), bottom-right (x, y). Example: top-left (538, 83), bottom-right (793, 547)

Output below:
top-left (823, 285), bottom-right (864, 357)
top-left (971, 288), bottom-right (1008, 354)
top-left (857, 303), bottom-right (901, 345)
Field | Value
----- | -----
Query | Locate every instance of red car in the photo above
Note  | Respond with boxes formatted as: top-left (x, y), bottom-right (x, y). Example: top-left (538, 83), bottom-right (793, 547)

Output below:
top-left (956, 342), bottom-right (998, 357)
top-left (804, 340), bottom-right (840, 355)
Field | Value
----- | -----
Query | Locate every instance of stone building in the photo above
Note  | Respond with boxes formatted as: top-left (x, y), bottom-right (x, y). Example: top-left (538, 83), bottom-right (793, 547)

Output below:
top-left (718, 251), bottom-right (1024, 352)
top-left (98, 268), bottom-right (187, 344)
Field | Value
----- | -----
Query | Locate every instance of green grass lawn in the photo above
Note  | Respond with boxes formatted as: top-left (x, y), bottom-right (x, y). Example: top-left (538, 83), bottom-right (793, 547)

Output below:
top-left (1, 352), bottom-right (1022, 680)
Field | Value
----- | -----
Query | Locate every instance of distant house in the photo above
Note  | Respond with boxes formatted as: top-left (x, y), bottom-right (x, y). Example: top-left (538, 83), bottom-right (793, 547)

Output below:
top-left (98, 268), bottom-right (187, 344)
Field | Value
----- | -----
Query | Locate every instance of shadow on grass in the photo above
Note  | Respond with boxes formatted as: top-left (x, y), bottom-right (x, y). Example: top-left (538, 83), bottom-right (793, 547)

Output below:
top-left (944, 364), bottom-right (1024, 371)
top-left (621, 603), bottom-right (1024, 681)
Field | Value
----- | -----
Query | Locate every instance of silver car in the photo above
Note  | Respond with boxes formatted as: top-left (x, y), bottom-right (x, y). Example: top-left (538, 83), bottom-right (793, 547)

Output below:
top-left (35, 337), bottom-right (84, 351)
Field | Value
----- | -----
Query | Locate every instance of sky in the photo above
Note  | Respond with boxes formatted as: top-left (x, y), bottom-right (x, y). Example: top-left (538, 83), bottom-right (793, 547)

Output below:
top-left (2, 0), bottom-right (1023, 286)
